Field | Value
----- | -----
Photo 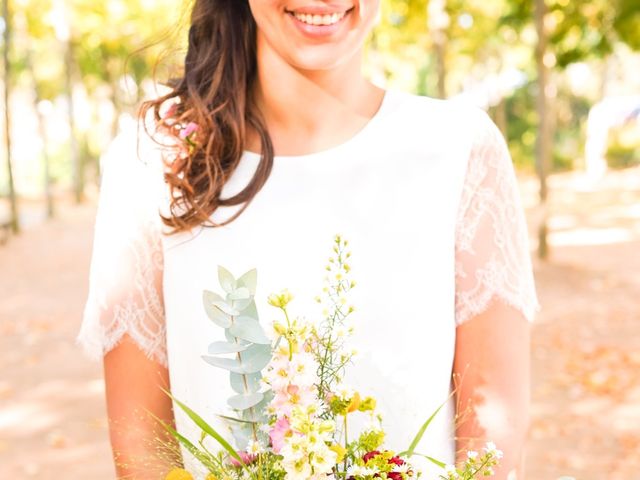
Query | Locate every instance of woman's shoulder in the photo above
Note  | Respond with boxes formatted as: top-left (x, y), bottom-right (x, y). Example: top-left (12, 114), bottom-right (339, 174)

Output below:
top-left (384, 90), bottom-right (499, 149)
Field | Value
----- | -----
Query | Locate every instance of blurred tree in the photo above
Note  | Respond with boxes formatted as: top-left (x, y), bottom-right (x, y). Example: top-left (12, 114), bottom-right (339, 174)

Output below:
top-left (2, 0), bottom-right (19, 233)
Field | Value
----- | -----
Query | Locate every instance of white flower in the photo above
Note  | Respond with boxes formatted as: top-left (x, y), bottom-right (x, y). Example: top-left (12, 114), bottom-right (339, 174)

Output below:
top-left (347, 465), bottom-right (378, 477)
top-left (309, 445), bottom-right (338, 473)
top-left (443, 464), bottom-right (459, 479)
top-left (392, 463), bottom-right (411, 474)
top-left (467, 450), bottom-right (478, 460)
top-left (289, 352), bottom-right (319, 386)
top-left (282, 457), bottom-right (312, 480)
top-left (484, 441), bottom-right (504, 459)
top-left (247, 440), bottom-right (265, 455)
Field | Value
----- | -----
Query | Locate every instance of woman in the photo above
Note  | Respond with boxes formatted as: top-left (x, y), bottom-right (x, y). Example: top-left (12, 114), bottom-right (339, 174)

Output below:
top-left (78, 1), bottom-right (540, 479)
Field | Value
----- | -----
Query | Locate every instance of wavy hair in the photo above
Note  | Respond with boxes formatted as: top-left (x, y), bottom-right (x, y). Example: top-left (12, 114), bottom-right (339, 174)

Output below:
top-left (140, 0), bottom-right (274, 233)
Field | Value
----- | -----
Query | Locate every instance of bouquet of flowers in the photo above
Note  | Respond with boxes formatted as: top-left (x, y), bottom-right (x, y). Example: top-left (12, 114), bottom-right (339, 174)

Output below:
top-left (160, 236), bottom-right (502, 480)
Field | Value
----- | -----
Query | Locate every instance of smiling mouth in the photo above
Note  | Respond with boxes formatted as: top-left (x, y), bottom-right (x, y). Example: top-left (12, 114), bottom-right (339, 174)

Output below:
top-left (285, 7), bottom-right (354, 27)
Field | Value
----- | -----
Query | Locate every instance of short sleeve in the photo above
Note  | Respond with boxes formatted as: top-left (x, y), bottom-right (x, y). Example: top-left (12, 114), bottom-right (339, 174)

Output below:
top-left (454, 110), bottom-right (541, 326)
top-left (77, 122), bottom-right (168, 366)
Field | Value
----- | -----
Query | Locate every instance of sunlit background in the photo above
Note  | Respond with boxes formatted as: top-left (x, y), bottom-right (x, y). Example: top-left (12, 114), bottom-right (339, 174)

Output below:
top-left (0, 0), bottom-right (639, 479)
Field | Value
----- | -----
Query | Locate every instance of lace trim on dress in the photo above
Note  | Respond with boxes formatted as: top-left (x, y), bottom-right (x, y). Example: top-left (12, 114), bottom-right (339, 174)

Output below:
top-left (77, 122), bottom-right (168, 366)
top-left (454, 111), bottom-right (541, 326)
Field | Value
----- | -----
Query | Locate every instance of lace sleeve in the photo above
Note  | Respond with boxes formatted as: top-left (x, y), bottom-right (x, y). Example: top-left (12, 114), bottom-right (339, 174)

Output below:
top-left (454, 110), bottom-right (541, 326)
top-left (77, 125), bottom-right (168, 366)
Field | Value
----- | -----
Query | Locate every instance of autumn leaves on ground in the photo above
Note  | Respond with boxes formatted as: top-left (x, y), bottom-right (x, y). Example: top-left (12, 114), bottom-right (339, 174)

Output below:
top-left (0, 167), bottom-right (639, 479)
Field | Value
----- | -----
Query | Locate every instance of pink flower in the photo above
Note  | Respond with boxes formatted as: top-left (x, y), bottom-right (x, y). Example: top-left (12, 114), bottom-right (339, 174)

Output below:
top-left (179, 122), bottom-right (199, 139)
top-left (269, 416), bottom-right (291, 454)
top-left (162, 101), bottom-right (179, 119)
top-left (229, 451), bottom-right (256, 467)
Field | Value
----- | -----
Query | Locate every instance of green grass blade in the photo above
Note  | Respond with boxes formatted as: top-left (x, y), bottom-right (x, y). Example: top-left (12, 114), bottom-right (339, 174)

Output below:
top-left (171, 395), bottom-right (242, 463)
top-left (401, 397), bottom-right (450, 457)
top-left (146, 408), bottom-right (218, 471)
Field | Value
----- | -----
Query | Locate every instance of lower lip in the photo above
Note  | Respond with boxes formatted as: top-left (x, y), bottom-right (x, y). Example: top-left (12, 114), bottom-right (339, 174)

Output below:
top-left (286, 10), bottom-right (351, 38)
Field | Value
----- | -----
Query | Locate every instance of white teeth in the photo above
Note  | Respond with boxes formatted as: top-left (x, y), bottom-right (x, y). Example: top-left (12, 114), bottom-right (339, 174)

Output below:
top-left (293, 10), bottom-right (346, 26)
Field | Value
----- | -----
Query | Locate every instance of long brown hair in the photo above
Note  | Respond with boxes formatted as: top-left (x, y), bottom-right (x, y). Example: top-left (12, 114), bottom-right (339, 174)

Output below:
top-left (140, 0), bottom-right (274, 233)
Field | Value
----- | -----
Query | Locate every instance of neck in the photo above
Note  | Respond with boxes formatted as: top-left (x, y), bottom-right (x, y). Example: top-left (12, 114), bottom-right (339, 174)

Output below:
top-left (247, 35), bottom-right (383, 156)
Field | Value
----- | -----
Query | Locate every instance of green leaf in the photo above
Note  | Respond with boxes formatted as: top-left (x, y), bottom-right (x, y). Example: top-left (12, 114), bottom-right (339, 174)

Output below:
top-left (238, 344), bottom-right (272, 373)
top-left (230, 372), bottom-right (262, 394)
top-left (167, 393), bottom-right (243, 465)
top-left (211, 299), bottom-right (241, 316)
top-left (218, 266), bottom-right (236, 294)
top-left (229, 422), bottom-right (253, 451)
top-left (203, 345), bottom-right (270, 374)
top-left (227, 287), bottom-right (251, 301)
top-left (225, 329), bottom-right (249, 345)
top-left (202, 355), bottom-right (242, 373)
top-left (401, 397), bottom-right (449, 457)
top-left (240, 300), bottom-right (259, 321)
top-left (244, 389), bottom-right (274, 422)
top-left (228, 288), bottom-right (252, 312)
top-left (228, 392), bottom-right (264, 410)
top-left (229, 316), bottom-right (271, 344)
top-left (203, 291), bottom-right (232, 328)
top-left (237, 269), bottom-right (257, 296)
top-left (406, 452), bottom-right (447, 469)
top-left (208, 341), bottom-right (249, 355)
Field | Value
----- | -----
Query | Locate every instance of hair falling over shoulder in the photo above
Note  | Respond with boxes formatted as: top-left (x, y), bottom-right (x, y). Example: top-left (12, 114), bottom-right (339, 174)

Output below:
top-left (140, 0), bottom-right (274, 234)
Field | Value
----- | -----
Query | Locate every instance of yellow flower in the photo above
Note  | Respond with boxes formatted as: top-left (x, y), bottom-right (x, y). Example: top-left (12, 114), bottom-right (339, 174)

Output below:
top-left (330, 443), bottom-right (347, 463)
top-left (358, 396), bottom-right (377, 412)
top-left (205, 475), bottom-right (218, 480)
top-left (347, 392), bottom-right (361, 413)
top-left (165, 468), bottom-right (194, 480)
top-left (268, 290), bottom-right (294, 308)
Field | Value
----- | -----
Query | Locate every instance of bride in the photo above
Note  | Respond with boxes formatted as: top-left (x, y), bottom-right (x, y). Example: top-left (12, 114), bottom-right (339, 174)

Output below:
top-left (78, 1), bottom-right (540, 479)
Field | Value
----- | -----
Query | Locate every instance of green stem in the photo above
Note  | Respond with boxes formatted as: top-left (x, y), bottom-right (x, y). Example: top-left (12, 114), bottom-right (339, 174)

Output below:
top-left (343, 414), bottom-right (348, 473)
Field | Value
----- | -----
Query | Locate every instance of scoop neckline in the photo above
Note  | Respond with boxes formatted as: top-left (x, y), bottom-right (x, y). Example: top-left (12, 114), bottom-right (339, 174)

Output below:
top-left (242, 88), bottom-right (396, 161)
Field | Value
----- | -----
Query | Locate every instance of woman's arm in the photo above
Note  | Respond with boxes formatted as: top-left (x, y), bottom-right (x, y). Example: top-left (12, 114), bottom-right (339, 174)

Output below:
top-left (453, 298), bottom-right (531, 479)
top-left (105, 335), bottom-right (179, 479)
top-left (452, 108), bottom-right (540, 478)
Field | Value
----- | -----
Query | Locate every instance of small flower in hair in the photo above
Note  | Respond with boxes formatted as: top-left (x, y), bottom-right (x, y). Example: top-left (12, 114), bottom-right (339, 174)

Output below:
top-left (180, 122), bottom-right (199, 140)
top-left (162, 101), bottom-right (180, 120)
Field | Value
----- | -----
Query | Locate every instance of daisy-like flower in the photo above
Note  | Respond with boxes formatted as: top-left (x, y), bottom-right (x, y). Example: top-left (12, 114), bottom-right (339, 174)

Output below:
top-left (309, 444), bottom-right (338, 472)
top-left (484, 441), bottom-right (504, 459)
top-left (346, 464), bottom-right (379, 477)
top-left (281, 456), bottom-right (312, 480)
top-left (246, 439), bottom-right (265, 455)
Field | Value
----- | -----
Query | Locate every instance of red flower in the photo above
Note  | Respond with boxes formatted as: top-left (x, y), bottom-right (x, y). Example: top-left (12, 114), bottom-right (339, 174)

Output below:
top-left (363, 450), bottom-right (381, 463)
top-left (388, 456), bottom-right (405, 466)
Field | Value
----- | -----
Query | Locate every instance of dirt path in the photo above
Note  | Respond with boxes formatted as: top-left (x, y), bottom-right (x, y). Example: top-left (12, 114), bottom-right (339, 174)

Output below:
top-left (0, 168), bottom-right (639, 479)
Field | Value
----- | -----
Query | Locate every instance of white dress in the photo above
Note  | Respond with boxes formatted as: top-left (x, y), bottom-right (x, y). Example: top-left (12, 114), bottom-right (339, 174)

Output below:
top-left (78, 89), bottom-right (540, 478)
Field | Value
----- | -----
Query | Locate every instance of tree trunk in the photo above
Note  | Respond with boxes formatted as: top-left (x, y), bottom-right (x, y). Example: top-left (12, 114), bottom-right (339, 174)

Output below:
top-left (3, 0), bottom-right (18, 233)
top-left (534, 0), bottom-right (551, 260)
top-left (64, 40), bottom-right (82, 203)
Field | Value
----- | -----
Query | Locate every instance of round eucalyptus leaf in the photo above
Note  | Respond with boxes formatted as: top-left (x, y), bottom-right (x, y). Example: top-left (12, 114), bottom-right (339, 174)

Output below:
top-left (230, 371), bottom-right (262, 394)
top-left (201, 355), bottom-right (243, 373)
top-left (238, 344), bottom-right (272, 373)
top-left (218, 266), bottom-right (237, 294)
top-left (208, 341), bottom-right (249, 355)
top-left (227, 392), bottom-right (264, 410)
top-left (229, 316), bottom-right (271, 345)
top-left (203, 291), bottom-right (231, 328)
top-left (237, 269), bottom-right (258, 296)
